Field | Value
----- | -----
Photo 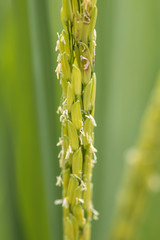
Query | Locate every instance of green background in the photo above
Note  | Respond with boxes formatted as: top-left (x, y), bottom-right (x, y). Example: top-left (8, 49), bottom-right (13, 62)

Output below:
top-left (0, 0), bottom-right (160, 239)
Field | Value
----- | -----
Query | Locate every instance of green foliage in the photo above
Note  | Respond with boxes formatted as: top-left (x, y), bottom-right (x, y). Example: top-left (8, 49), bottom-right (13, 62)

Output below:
top-left (1, 0), bottom-right (160, 240)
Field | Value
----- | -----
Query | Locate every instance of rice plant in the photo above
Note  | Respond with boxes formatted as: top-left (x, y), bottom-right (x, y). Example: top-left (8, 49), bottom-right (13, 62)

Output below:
top-left (1, 1), bottom-right (160, 240)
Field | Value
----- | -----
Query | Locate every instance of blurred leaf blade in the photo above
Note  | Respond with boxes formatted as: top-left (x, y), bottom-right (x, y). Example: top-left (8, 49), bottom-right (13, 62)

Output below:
top-left (13, 0), bottom-right (51, 238)
top-left (0, 0), bottom-right (59, 239)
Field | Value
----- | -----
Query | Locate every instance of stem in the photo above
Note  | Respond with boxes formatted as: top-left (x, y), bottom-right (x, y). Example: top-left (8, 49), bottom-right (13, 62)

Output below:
top-left (55, 1), bottom-right (98, 239)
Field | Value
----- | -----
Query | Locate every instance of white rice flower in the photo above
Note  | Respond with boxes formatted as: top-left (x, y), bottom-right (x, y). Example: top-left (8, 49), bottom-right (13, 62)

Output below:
top-left (55, 197), bottom-right (69, 209)
top-left (62, 98), bottom-right (67, 106)
top-left (55, 40), bottom-right (60, 51)
top-left (58, 149), bottom-right (63, 159)
top-left (80, 134), bottom-right (83, 145)
top-left (76, 198), bottom-right (84, 204)
top-left (73, 174), bottom-right (87, 191)
top-left (80, 125), bottom-right (85, 145)
top-left (57, 53), bottom-right (61, 62)
top-left (54, 199), bottom-right (63, 205)
top-left (55, 63), bottom-right (61, 79)
top-left (56, 106), bottom-right (62, 114)
top-left (93, 29), bottom-right (97, 42)
top-left (60, 109), bottom-right (68, 123)
top-left (86, 114), bottom-right (97, 127)
top-left (90, 144), bottom-right (97, 153)
top-left (88, 136), bottom-right (97, 153)
top-left (56, 175), bottom-right (63, 187)
top-left (57, 137), bottom-right (63, 146)
top-left (61, 35), bottom-right (66, 44)
top-left (62, 197), bottom-right (69, 209)
top-left (92, 152), bottom-right (97, 166)
top-left (65, 145), bottom-right (73, 160)
top-left (80, 55), bottom-right (90, 71)
top-left (92, 208), bottom-right (99, 220)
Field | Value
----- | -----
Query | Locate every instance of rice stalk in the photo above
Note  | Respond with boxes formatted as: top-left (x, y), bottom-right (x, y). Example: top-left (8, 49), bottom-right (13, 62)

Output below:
top-left (55, 1), bottom-right (98, 239)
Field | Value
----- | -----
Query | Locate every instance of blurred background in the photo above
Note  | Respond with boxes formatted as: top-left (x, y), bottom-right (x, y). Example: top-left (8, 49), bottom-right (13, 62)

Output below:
top-left (1, 0), bottom-right (160, 239)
